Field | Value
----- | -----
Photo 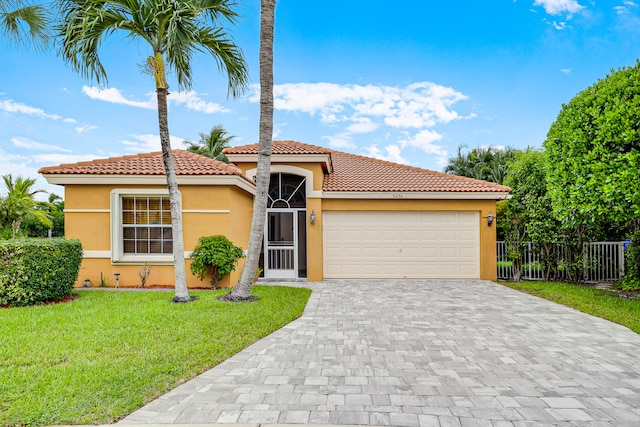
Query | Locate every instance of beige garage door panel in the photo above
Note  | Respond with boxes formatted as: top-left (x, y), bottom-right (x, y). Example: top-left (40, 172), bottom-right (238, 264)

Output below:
top-left (323, 211), bottom-right (480, 279)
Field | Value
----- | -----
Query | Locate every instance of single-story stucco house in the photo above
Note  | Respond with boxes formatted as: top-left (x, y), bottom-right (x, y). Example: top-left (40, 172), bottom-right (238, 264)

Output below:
top-left (39, 140), bottom-right (511, 288)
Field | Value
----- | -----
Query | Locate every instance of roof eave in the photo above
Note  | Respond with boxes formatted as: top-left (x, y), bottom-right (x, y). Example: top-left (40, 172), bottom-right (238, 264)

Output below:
top-left (321, 191), bottom-right (511, 200)
top-left (41, 174), bottom-right (256, 195)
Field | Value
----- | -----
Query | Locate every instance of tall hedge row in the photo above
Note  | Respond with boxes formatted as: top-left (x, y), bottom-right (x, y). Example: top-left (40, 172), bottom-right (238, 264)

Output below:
top-left (0, 239), bottom-right (83, 307)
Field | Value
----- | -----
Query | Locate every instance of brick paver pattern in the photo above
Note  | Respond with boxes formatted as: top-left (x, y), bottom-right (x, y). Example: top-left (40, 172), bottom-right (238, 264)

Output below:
top-left (119, 280), bottom-right (640, 426)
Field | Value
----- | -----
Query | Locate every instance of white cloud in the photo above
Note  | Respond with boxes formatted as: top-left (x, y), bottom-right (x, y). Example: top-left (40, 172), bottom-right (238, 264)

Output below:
top-left (252, 80), bottom-right (475, 170)
top-left (364, 145), bottom-right (408, 164)
top-left (11, 137), bottom-right (72, 153)
top-left (435, 155), bottom-right (450, 169)
top-left (75, 124), bottom-right (98, 134)
top-left (82, 86), bottom-right (156, 109)
top-left (121, 133), bottom-right (185, 153)
top-left (170, 91), bottom-right (231, 114)
top-left (533, 0), bottom-right (584, 16)
top-left (0, 150), bottom-right (62, 200)
top-left (322, 132), bottom-right (356, 149)
top-left (346, 118), bottom-right (379, 134)
top-left (257, 81), bottom-right (470, 130)
top-left (398, 129), bottom-right (447, 157)
top-left (615, 1), bottom-right (638, 14)
top-left (551, 20), bottom-right (568, 30)
top-left (272, 122), bottom-right (286, 139)
top-left (31, 153), bottom-right (102, 165)
top-left (0, 99), bottom-right (63, 120)
top-left (561, 68), bottom-right (572, 75)
top-left (82, 86), bottom-right (231, 114)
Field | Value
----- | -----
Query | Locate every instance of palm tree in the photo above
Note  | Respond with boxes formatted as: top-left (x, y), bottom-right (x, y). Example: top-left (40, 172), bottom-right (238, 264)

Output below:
top-left (58, 0), bottom-right (248, 302)
top-left (444, 144), bottom-right (520, 184)
top-left (0, 174), bottom-right (52, 238)
top-left (224, 0), bottom-right (275, 301)
top-left (183, 125), bottom-right (234, 162)
top-left (1, 0), bottom-right (50, 48)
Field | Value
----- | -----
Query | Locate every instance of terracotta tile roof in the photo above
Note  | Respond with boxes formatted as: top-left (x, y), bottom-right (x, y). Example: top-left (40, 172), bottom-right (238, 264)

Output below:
top-left (325, 150), bottom-right (511, 193)
top-left (224, 140), bottom-right (332, 155)
top-left (226, 140), bottom-right (511, 193)
top-left (38, 150), bottom-right (248, 179)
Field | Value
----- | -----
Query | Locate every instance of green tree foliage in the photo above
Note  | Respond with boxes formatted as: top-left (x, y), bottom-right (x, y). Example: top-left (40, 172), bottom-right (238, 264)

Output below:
top-left (0, 0), bottom-right (50, 48)
top-left (58, 0), bottom-right (248, 302)
top-left (619, 231), bottom-right (640, 291)
top-left (503, 150), bottom-right (561, 281)
top-left (183, 125), bottom-right (234, 162)
top-left (545, 61), bottom-right (640, 231)
top-left (190, 235), bottom-right (243, 288)
top-left (22, 193), bottom-right (64, 237)
top-left (0, 174), bottom-right (52, 238)
top-left (444, 145), bottom-right (520, 184)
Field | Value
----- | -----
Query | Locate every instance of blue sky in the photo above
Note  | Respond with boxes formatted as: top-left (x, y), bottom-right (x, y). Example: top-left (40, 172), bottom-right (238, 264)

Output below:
top-left (2, 0), bottom-right (640, 198)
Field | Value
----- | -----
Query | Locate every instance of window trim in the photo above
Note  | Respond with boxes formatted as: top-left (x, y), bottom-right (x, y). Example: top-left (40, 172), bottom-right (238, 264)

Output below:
top-left (111, 189), bottom-right (180, 263)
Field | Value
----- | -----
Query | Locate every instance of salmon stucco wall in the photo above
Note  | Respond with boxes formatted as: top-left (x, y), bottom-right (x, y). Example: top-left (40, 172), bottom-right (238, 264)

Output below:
top-left (64, 183), bottom-right (253, 289)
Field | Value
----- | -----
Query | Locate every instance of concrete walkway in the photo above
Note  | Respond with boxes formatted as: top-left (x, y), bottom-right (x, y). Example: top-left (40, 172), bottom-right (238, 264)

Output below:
top-left (119, 280), bottom-right (640, 426)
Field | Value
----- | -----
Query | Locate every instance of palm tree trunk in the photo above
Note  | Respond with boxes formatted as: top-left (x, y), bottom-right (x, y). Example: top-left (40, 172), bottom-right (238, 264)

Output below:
top-left (228, 0), bottom-right (275, 300)
top-left (156, 86), bottom-right (192, 302)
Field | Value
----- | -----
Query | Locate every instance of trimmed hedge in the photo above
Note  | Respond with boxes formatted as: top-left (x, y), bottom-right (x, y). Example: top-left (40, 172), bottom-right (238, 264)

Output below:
top-left (619, 231), bottom-right (640, 291)
top-left (0, 238), bottom-right (83, 307)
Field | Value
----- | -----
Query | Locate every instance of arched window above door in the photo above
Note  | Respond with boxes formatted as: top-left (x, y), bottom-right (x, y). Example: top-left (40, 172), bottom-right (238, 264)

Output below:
top-left (268, 173), bottom-right (306, 208)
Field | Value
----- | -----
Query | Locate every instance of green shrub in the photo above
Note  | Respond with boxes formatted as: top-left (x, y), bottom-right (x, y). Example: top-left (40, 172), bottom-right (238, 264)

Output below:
top-left (0, 238), bottom-right (83, 307)
top-left (619, 231), bottom-right (640, 291)
top-left (190, 235), bottom-right (244, 288)
top-left (523, 261), bottom-right (543, 274)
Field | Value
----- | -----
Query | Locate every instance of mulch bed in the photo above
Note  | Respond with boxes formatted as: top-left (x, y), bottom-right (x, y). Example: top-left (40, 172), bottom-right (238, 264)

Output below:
top-left (218, 292), bottom-right (260, 302)
top-left (1, 293), bottom-right (80, 309)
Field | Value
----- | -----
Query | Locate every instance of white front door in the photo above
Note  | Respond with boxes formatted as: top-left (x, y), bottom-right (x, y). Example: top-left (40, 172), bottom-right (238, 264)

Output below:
top-left (264, 209), bottom-right (298, 279)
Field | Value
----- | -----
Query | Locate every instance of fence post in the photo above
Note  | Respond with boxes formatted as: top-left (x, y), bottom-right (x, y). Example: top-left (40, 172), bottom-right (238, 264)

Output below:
top-left (620, 242), bottom-right (625, 278)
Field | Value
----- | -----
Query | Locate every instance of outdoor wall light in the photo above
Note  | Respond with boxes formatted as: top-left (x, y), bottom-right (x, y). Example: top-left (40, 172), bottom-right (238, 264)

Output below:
top-left (310, 210), bottom-right (316, 225)
top-left (487, 212), bottom-right (494, 227)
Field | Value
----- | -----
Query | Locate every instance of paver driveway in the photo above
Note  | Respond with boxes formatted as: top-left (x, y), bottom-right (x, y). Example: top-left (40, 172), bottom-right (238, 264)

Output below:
top-left (119, 280), bottom-right (640, 426)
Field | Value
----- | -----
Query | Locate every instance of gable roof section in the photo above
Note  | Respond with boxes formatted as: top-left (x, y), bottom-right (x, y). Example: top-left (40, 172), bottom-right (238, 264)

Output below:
top-left (225, 139), bottom-right (332, 155)
top-left (39, 150), bottom-right (255, 193)
top-left (39, 150), bottom-right (244, 176)
top-left (225, 140), bottom-right (511, 198)
top-left (325, 150), bottom-right (510, 193)
top-left (225, 140), bottom-right (333, 172)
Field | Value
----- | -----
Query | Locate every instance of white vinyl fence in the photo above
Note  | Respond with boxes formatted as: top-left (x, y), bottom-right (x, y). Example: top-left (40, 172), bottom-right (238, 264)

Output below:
top-left (497, 241), bottom-right (626, 283)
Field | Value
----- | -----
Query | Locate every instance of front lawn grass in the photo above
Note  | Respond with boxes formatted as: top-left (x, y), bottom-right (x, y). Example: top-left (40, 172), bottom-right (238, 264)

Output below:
top-left (502, 281), bottom-right (640, 334)
top-left (0, 286), bottom-right (311, 426)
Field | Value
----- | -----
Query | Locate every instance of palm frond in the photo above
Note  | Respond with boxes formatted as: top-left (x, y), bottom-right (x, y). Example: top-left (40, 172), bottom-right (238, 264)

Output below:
top-left (1, 1), bottom-right (51, 49)
top-left (192, 26), bottom-right (247, 95)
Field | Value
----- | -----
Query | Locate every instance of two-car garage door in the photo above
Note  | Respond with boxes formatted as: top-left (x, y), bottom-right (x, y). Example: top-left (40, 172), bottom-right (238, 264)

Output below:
top-left (323, 211), bottom-right (480, 279)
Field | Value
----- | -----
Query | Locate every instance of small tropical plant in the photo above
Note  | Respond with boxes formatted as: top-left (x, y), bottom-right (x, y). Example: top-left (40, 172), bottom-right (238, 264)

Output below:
top-left (190, 235), bottom-right (244, 288)
top-left (138, 263), bottom-right (152, 288)
top-left (99, 272), bottom-right (111, 288)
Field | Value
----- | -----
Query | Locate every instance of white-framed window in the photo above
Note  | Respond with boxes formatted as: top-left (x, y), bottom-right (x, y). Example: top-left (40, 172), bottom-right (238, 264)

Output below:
top-left (111, 189), bottom-right (178, 263)
top-left (122, 196), bottom-right (172, 254)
